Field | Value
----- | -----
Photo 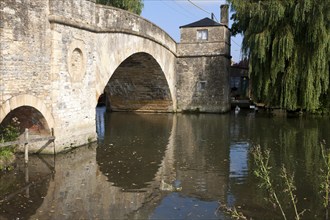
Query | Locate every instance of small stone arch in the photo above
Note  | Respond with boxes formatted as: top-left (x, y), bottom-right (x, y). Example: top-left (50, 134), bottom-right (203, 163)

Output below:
top-left (0, 94), bottom-right (54, 129)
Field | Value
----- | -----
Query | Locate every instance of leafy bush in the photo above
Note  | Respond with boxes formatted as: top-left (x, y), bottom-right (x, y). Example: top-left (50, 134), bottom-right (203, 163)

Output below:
top-left (0, 117), bottom-right (20, 171)
top-left (0, 117), bottom-right (20, 143)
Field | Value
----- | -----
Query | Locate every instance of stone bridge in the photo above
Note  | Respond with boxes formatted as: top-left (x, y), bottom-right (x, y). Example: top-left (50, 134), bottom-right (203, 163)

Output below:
top-left (0, 0), bottom-right (231, 153)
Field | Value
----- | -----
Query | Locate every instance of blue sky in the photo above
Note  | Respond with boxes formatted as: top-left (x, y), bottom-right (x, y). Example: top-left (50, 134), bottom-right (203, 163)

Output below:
top-left (141, 0), bottom-right (243, 63)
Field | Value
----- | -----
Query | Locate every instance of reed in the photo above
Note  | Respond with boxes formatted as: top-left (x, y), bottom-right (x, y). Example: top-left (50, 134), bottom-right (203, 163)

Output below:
top-left (252, 145), bottom-right (287, 220)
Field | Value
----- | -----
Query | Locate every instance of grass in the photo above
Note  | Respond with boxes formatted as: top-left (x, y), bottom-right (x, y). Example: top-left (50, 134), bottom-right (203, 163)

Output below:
top-left (320, 141), bottom-right (330, 220)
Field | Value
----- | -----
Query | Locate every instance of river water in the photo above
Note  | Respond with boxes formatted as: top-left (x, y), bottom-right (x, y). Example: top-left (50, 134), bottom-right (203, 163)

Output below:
top-left (0, 107), bottom-right (329, 220)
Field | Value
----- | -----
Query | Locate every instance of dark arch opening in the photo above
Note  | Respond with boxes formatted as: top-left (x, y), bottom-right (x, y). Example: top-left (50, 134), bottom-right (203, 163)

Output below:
top-left (0, 106), bottom-right (51, 138)
top-left (99, 52), bottom-right (173, 112)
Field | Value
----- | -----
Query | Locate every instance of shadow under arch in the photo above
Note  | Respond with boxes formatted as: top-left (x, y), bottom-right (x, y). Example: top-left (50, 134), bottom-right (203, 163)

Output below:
top-left (99, 52), bottom-right (174, 112)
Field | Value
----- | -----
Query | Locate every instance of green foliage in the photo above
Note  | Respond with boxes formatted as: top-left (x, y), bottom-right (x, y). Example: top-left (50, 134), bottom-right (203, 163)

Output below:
top-left (228, 0), bottom-right (330, 111)
top-left (96, 0), bottom-right (144, 15)
top-left (0, 125), bottom-right (19, 143)
top-left (0, 118), bottom-right (20, 143)
top-left (0, 147), bottom-right (15, 171)
top-left (0, 118), bottom-right (20, 171)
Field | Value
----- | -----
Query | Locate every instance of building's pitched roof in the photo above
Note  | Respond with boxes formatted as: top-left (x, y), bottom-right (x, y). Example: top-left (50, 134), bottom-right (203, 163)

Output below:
top-left (180, 17), bottom-right (222, 28)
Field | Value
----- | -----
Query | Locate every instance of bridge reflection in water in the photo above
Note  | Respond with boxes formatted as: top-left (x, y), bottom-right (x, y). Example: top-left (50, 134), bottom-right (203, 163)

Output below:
top-left (1, 109), bottom-right (329, 219)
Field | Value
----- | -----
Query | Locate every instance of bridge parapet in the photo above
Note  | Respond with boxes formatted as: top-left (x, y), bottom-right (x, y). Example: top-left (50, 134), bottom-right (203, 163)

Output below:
top-left (48, 0), bottom-right (177, 54)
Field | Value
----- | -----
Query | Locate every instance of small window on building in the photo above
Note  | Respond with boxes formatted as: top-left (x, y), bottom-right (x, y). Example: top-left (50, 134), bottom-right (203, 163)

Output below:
top-left (197, 29), bottom-right (208, 41)
top-left (198, 81), bottom-right (207, 91)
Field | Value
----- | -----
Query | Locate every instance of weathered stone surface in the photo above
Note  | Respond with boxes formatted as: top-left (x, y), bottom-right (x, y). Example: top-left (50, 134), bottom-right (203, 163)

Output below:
top-left (106, 52), bottom-right (173, 112)
top-left (177, 56), bottom-right (230, 112)
top-left (177, 20), bottom-right (231, 112)
top-left (0, 0), bottom-right (231, 153)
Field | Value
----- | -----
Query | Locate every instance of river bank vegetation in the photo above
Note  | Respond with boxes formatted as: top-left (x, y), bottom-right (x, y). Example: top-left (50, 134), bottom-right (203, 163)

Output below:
top-left (237, 141), bottom-right (330, 220)
top-left (0, 118), bottom-right (20, 171)
top-left (228, 0), bottom-right (330, 113)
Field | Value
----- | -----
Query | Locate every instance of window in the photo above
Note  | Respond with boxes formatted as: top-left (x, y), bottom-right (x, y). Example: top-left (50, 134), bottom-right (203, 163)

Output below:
top-left (197, 29), bottom-right (208, 41)
top-left (198, 81), bottom-right (207, 91)
top-left (230, 77), bottom-right (241, 89)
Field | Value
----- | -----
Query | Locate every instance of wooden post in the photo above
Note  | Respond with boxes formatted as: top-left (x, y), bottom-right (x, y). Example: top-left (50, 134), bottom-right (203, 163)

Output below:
top-left (51, 128), bottom-right (55, 155)
top-left (25, 163), bottom-right (30, 198)
top-left (24, 128), bottom-right (29, 164)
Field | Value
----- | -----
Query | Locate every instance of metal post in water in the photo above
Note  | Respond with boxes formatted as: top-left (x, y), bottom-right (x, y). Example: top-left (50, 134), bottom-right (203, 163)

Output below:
top-left (24, 128), bottom-right (29, 164)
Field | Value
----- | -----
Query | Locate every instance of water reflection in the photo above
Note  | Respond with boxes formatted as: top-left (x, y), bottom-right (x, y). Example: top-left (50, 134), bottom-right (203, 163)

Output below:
top-left (97, 112), bottom-right (173, 190)
top-left (0, 155), bottom-right (54, 219)
top-left (229, 142), bottom-right (249, 183)
top-left (174, 114), bottom-right (230, 202)
top-left (0, 109), bottom-right (329, 219)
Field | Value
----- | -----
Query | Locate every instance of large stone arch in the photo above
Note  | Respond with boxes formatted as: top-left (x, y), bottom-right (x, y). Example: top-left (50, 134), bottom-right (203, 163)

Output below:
top-left (94, 33), bottom-right (177, 111)
top-left (0, 94), bottom-right (55, 130)
top-left (103, 52), bottom-right (173, 112)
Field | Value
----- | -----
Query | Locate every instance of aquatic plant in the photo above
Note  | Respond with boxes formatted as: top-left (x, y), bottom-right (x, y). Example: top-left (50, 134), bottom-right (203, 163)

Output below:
top-left (217, 202), bottom-right (248, 220)
top-left (252, 145), bottom-right (287, 220)
top-left (280, 166), bottom-right (305, 220)
top-left (252, 145), bottom-right (307, 220)
top-left (320, 141), bottom-right (330, 219)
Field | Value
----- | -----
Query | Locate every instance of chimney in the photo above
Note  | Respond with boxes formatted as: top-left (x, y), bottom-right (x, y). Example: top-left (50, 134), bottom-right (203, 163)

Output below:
top-left (220, 4), bottom-right (229, 26)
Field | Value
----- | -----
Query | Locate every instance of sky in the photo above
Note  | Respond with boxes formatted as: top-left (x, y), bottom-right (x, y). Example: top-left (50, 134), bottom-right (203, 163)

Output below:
top-left (141, 0), bottom-right (243, 63)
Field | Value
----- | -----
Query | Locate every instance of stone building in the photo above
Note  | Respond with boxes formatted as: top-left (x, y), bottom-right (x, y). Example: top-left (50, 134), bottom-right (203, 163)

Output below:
top-left (176, 5), bottom-right (231, 113)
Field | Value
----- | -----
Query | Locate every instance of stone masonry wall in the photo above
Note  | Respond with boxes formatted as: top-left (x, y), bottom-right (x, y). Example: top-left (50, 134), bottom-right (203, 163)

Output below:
top-left (50, 22), bottom-right (98, 150)
top-left (177, 25), bottom-right (231, 112)
top-left (176, 56), bottom-right (230, 112)
top-left (0, 0), bottom-right (53, 114)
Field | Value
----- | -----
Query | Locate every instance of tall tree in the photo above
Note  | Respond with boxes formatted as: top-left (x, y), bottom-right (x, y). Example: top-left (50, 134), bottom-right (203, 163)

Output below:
top-left (228, 0), bottom-right (330, 111)
top-left (96, 0), bottom-right (144, 15)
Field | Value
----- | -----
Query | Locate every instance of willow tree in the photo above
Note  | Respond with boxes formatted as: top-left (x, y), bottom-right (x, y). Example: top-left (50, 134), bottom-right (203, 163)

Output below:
top-left (228, 0), bottom-right (330, 111)
top-left (96, 0), bottom-right (144, 15)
